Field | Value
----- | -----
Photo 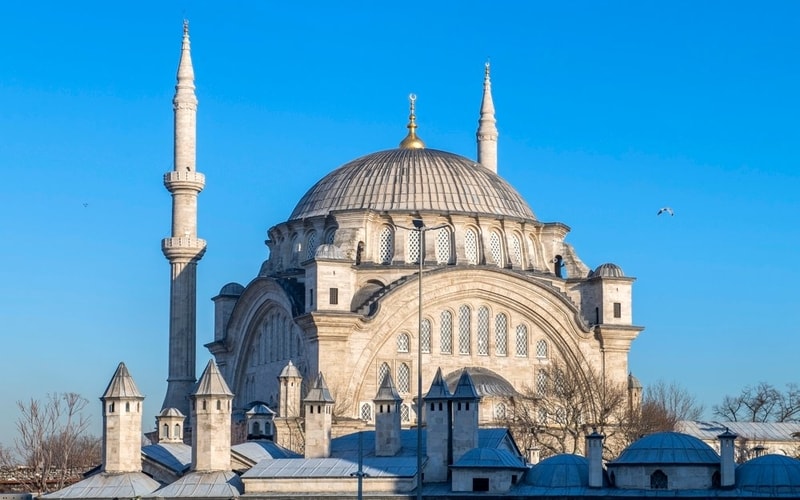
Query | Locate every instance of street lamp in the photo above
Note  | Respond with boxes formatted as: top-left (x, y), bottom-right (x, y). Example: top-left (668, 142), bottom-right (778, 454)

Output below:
top-left (397, 218), bottom-right (447, 500)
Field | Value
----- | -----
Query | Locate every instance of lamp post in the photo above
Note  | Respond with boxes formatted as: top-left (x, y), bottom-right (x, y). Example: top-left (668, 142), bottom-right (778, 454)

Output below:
top-left (396, 218), bottom-right (446, 500)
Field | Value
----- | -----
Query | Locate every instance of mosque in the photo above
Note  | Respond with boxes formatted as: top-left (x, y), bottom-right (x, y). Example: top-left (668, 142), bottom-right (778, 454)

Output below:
top-left (43, 22), bottom-right (800, 499)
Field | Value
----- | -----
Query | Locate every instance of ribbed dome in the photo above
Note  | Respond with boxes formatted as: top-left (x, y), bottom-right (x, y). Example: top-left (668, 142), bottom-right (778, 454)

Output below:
top-left (737, 454), bottom-right (800, 493)
top-left (612, 432), bottom-right (719, 465)
top-left (289, 148), bottom-right (536, 221)
top-left (590, 263), bottom-right (625, 278)
top-left (525, 454), bottom-right (590, 487)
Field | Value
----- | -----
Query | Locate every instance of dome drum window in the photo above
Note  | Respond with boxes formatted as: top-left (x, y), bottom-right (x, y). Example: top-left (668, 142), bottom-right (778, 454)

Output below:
top-left (435, 228), bottom-right (451, 264)
top-left (379, 226), bottom-right (394, 264)
top-left (489, 231), bottom-right (503, 267)
top-left (465, 229), bottom-right (479, 265)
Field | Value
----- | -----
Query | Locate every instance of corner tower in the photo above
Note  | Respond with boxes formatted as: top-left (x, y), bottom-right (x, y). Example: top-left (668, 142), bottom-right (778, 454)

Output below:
top-left (162, 20), bottom-right (207, 416)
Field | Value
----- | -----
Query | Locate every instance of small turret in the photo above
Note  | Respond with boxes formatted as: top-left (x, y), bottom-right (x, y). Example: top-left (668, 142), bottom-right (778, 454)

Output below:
top-left (423, 367), bottom-right (452, 482)
top-left (585, 429), bottom-right (604, 488)
top-left (246, 404), bottom-right (276, 440)
top-left (156, 407), bottom-right (186, 444)
top-left (450, 370), bottom-right (480, 464)
top-left (191, 360), bottom-right (234, 472)
top-left (303, 372), bottom-right (335, 458)
top-left (101, 362), bottom-right (145, 473)
top-left (718, 428), bottom-right (737, 488)
top-left (373, 372), bottom-right (402, 456)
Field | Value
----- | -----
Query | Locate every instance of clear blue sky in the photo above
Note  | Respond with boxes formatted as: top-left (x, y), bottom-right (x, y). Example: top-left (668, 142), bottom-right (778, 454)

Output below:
top-left (1, 1), bottom-right (798, 444)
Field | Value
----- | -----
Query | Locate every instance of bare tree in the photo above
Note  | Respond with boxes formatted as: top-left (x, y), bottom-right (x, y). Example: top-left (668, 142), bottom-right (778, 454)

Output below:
top-left (713, 382), bottom-right (800, 422)
top-left (622, 380), bottom-right (703, 444)
top-left (502, 361), bottom-right (629, 459)
top-left (10, 393), bottom-right (98, 493)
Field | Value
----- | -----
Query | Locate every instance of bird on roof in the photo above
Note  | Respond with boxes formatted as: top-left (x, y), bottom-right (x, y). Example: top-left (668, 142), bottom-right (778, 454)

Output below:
top-left (657, 207), bottom-right (674, 216)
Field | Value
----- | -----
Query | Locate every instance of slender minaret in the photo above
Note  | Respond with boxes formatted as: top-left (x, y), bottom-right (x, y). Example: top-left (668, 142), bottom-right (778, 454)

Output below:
top-left (101, 362), bottom-right (145, 473)
top-left (476, 61), bottom-right (498, 173)
top-left (162, 20), bottom-right (207, 417)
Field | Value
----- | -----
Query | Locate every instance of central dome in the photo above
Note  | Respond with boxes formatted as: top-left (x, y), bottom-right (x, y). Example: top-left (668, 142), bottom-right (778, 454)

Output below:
top-left (289, 148), bottom-right (536, 221)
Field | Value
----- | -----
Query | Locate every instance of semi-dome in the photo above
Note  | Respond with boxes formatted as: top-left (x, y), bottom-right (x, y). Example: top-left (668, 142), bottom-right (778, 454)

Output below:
top-left (289, 148), bottom-right (536, 221)
top-left (612, 432), bottom-right (719, 465)
top-left (737, 454), bottom-right (800, 493)
top-left (525, 454), bottom-right (590, 487)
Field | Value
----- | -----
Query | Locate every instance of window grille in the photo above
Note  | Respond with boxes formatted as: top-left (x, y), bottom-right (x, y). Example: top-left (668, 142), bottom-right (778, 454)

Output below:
top-left (477, 307), bottom-right (489, 355)
top-left (324, 229), bottom-right (336, 245)
top-left (397, 363), bottom-right (410, 393)
top-left (379, 362), bottom-right (390, 385)
top-left (379, 226), bottom-right (394, 264)
top-left (360, 402), bottom-right (373, 422)
top-left (329, 287), bottom-right (338, 305)
top-left (306, 231), bottom-right (317, 260)
top-left (614, 302), bottom-right (622, 318)
top-left (421, 319), bottom-right (431, 353)
top-left (537, 407), bottom-right (548, 424)
top-left (536, 339), bottom-right (548, 359)
top-left (400, 404), bottom-right (411, 422)
top-left (490, 231), bottom-right (503, 266)
top-left (436, 228), bottom-right (451, 263)
top-left (495, 313), bottom-right (508, 356)
top-left (555, 407), bottom-right (566, 424)
top-left (397, 333), bottom-right (409, 353)
top-left (494, 403), bottom-right (506, 420)
top-left (408, 230), bottom-right (421, 263)
top-left (511, 234), bottom-right (523, 267)
top-left (458, 305), bottom-right (471, 355)
top-left (536, 370), bottom-right (548, 397)
top-left (515, 324), bottom-right (528, 357)
top-left (465, 229), bottom-right (478, 265)
top-left (554, 369), bottom-right (566, 396)
top-left (440, 311), bottom-right (453, 353)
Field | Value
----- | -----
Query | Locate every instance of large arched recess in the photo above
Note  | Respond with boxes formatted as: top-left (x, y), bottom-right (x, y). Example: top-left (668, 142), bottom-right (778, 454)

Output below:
top-left (341, 267), bottom-right (599, 415)
top-left (209, 277), bottom-right (304, 408)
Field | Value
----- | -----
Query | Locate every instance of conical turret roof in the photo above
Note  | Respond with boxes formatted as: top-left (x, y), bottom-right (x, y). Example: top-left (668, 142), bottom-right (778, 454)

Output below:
top-left (451, 369), bottom-right (480, 401)
top-left (373, 372), bottom-right (401, 402)
top-left (192, 360), bottom-right (234, 397)
top-left (304, 372), bottom-right (334, 403)
top-left (102, 362), bottom-right (143, 399)
top-left (424, 367), bottom-right (452, 401)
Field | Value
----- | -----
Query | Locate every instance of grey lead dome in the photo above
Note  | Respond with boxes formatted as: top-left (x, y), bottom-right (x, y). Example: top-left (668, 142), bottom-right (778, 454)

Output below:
top-left (289, 148), bottom-right (536, 221)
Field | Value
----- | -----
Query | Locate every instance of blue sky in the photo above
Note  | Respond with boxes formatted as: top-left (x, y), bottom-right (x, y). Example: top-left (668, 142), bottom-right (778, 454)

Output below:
top-left (1, 1), bottom-right (798, 443)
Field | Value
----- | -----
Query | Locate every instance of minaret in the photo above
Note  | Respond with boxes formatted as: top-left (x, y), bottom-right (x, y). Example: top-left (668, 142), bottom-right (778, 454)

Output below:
top-left (191, 360), bottom-right (234, 472)
top-left (162, 20), bottom-right (207, 417)
top-left (101, 362), bottom-right (145, 473)
top-left (476, 61), bottom-right (498, 173)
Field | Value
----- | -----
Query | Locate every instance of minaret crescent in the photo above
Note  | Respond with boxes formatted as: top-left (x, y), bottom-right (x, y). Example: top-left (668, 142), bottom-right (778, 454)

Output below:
top-left (476, 61), bottom-right (498, 173)
top-left (161, 20), bottom-right (207, 419)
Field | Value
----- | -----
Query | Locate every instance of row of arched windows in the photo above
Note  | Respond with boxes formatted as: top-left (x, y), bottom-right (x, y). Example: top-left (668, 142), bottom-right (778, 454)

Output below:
top-left (252, 312), bottom-right (302, 366)
top-left (395, 306), bottom-right (551, 359)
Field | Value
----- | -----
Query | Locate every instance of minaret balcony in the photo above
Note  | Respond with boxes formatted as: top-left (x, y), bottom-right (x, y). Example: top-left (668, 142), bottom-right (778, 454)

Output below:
top-left (164, 171), bottom-right (205, 192)
top-left (162, 237), bottom-right (207, 261)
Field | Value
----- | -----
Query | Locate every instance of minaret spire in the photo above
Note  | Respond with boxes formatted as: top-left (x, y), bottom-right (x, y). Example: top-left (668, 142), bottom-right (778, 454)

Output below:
top-left (161, 21), bottom-right (207, 419)
top-left (476, 60), bottom-right (498, 173)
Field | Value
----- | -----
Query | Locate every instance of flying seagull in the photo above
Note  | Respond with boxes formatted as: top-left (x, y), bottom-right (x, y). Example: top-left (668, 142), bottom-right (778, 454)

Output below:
top-left (657, 207), bottom-right (674, 216)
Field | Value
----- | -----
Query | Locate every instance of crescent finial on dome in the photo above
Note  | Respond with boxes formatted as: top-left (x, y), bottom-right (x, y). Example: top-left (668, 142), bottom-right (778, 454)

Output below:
top-left (399, 93), bottom-right (425, 149)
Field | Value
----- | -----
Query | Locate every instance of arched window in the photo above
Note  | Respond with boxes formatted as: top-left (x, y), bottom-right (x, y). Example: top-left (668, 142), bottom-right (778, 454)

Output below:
top-left (125, 402), bottom-right (130, 412)
top-left (477, 306), bottom-right (489, 355)
top-left (458, 305), bottom-right (471, 355)
top-left (379, 362), bottom-right (390, 385)
top-left (397, 363), bottom-right (410, 393)
top-left (161, 424), bottom-right (169, 438)
top-left (360, 402), bottom-right (373, 422)
top-left (324, 229), bottom-right (336, 245)
top-left (400, 404), bottom-right (411, 422)
top-left (495, 313), bottom-right (508, 356)
top-left (420, 319), bottom-right (431, 353)
top-left (650, 470), bottom-right (668, 489)
top-left (290, 234), bottom-right (301, 265)
top-left (379, 226), bottom-right (394, 264)
top-left (494, 403), bottom-right (507, 420)
top-left (397, 332), bottom-right (410, 353)
top-left (537, 407), bottom-right (548, 424)
top-left (554, 369), bottom-right (566, 396)
top-left (511, 234), bottom-right (523, 267)
top-left (436, 227), bottom-right (451, 264)
top-left (306, 231), bottom-right (317, 261)
top-left (489, 231), bottom-right (503, 266)
top-left (536, 370), bottom-right (548, 397)
top-left (515, 324), bottom-right (528, 357)
top-left (407, 229), bottom-right (421, 263)
top-left (555, 407), bottom-right (566, 424)
top-left (440, 311), bottom-right (453, 354)
top-left (464, 228), bottom-right (478, 265)
top-left (174, 423), bottom-right (181, 438)
top-left (252, 422), bottom-right (261, 435)
top-left (536, 339), bottom-right (549, 359)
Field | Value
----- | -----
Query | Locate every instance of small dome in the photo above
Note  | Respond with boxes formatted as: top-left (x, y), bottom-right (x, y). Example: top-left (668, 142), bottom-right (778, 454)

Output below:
top-left (452, 447), bottom-right (525, 469)
top-left (628, 373), bottom-right (642, 389)
top-left (612, 432), bottom-right (719, 465)
top-left (737, 454), bottom-right (800, 493)
top-left (158, 407), bottom-right (185, 418)
top-left (246, 404), bottom-right (275, 416)
top-left (445, 367), bottom-right (518, 397)
top-left (525, 454), bottom-right (589, 487)
top-left (314, 244), bottom-right (344, 260)
top-left (279, 360), bottom-right (302, 378)
top-left (219, 282), bottom-right (245, 296)
top-left (590, 263), bottom-right (625, 278)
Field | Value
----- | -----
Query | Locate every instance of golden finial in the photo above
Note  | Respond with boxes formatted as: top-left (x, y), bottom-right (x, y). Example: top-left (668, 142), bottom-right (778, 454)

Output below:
top-left (399, 93), bottom-right (425, 149)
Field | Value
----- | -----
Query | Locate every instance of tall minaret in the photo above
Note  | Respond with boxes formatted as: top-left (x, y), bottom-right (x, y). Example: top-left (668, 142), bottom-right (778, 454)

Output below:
top-left (476, 61), bottom-right (498, 173)
top-left (161, 20), bottom-right (207, 417)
